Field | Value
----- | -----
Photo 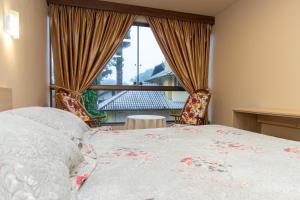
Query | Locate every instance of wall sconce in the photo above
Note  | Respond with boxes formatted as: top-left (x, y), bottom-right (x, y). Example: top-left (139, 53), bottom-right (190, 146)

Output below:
top-left (4, 10), bottom-right (19, 39)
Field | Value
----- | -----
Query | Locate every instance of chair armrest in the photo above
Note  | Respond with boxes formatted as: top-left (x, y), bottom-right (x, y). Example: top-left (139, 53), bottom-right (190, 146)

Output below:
top-left (170, 114), bottom-right (182, 124)
top-left (170, 114), bottom-right (181, 118)
top-left (91, 115), bottom-right (106, 120)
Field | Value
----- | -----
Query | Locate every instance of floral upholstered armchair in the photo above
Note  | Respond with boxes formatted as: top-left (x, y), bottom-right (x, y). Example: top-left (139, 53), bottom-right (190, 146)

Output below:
top-left (171, 89), bottom-right (211, 125)
top-left (55, 89), bottom-right (106, 127)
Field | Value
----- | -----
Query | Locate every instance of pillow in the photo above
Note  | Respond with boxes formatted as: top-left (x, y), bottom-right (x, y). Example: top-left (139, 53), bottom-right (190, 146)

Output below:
top-left (0, 157), bottom-right (73, 200)
top-left (6, 107), bottom-right (90, 141)
top-left (0, 112), bottom-right (85, 200)
top-left (0, 113), bottom-right (83, 170)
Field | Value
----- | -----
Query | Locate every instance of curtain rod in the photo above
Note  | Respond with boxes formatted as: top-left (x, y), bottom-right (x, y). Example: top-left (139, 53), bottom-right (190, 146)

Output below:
top-left (46, 0), bottom-right (215, 25)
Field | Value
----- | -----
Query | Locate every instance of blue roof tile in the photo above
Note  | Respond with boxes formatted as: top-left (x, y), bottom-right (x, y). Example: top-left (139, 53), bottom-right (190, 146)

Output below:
top-left (97, 91), bottom-right (184, 111)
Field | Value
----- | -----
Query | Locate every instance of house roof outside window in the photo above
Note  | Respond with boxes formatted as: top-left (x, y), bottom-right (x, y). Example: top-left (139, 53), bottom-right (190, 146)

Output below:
top-left (98, 91), bottom-right (184, 111)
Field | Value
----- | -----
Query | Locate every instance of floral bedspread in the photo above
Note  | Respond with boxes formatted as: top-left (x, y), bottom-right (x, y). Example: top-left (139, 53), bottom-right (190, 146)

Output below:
top-left (78, 125), bottom-right (300, 200)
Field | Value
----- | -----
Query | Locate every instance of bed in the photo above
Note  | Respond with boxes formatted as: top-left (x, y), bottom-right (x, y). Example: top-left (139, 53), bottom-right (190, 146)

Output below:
top-left (0, 107), bottom-right (299, 200)
top-left (79, 125), bottom-right (300, 200)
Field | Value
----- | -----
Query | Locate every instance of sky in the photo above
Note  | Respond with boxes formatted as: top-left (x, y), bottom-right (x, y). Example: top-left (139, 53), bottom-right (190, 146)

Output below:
top-left (101, 25), bottom-right (166, 85)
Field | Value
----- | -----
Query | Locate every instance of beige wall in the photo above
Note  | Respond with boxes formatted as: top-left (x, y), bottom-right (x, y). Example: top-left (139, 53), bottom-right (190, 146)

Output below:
top-left (212, 0), bottom-right (300, 126)
top-left (0, 0), bottom-right (48, 108)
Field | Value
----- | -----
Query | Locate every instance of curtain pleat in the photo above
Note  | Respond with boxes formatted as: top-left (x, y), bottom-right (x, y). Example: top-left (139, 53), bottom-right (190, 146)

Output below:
top-left (146, 16), bottom-right (212, 94)
top-left (50, 5), bottom-right (137, 94)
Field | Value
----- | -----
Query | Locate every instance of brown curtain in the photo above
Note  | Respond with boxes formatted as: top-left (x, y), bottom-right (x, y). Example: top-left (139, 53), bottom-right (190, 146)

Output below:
top-left (50, 5), bottom-right (136, 94)
top-left (147, 17), bottom-right (212, 94)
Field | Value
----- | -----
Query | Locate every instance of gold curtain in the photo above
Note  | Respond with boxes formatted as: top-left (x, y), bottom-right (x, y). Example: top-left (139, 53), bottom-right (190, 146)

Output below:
top-left (147, 17), bottom-right (212, 94)
top-left (50, 5), bottom-right (136, 93)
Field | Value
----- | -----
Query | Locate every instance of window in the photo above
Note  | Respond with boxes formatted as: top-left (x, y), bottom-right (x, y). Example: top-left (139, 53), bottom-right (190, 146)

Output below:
top-left (95, 25), bottom-right (177, 86)
top-left (95, 90), bottom-right (188, 123)
top-left (51, 23), bottom-right (188, 123)
top-left (86, 24), bottom-right (188, 123)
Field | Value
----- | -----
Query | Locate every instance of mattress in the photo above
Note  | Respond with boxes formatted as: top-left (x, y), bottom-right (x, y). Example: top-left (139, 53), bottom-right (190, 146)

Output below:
top-left (79, 125), bottom-right (300, 200)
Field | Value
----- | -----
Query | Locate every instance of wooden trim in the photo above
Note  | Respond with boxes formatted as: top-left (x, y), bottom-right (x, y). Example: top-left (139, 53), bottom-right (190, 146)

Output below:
top-left (233, 108), bottom-right (300, 119)
top-left (133, 21), bottom-right (150, 27)
top-left (0, 88), bottom-right (12, 111)
top-left (50, 84), bottom-right (186, 91)
top-left (88, 85), bottom-right (185, 91)
top-left (46, 0), bottom-right (215, 24)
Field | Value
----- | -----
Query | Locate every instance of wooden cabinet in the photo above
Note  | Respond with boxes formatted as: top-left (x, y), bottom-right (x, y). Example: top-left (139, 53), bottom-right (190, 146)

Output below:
top-left (233, 108), bottom-right (300, 141)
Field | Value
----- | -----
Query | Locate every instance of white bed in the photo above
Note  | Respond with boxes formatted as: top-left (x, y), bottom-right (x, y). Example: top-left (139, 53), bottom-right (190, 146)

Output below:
top-left (79, 125), bottom-right (300, 200)
top-left (0, 107), bottom-right (299, 200)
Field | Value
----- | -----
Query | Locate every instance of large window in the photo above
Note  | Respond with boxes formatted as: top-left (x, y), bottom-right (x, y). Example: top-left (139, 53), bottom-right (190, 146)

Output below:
top-left (51, 24), bottom-right (188, 123)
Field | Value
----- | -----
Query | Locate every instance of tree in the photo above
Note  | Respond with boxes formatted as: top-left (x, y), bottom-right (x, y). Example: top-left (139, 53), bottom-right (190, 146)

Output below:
top-left (82, 30), bottom-right (132, 118)
top-left (106, 31), bottom-right (131, 85)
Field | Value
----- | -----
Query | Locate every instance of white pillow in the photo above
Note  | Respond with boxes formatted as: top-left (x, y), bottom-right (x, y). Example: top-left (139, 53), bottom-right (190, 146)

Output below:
top-left (0, 113), bottom-right (83, 170)
top-left (0, 112), bottom-right (84, 200)
top-left (0, 157), bottom-right (72, 200)
top-left (6, 107), bottom-right (90, 141)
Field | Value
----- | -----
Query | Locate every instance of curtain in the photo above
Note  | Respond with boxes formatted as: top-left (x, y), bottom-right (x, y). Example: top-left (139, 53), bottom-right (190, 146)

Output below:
top-left (50, 5), bottom-right (136, 95)
top-left (147, 16), bottom-right (212, 94)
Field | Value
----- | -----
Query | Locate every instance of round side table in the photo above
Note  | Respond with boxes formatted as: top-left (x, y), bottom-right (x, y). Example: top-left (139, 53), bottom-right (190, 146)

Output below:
top-left (125, 115), bottom-right (166, 130)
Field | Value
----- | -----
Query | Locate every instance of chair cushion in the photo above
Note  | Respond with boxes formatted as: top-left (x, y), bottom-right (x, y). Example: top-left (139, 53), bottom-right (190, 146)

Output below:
top-left (181, 92), bottom-right (209, 125)
top-left (57, 92), bottom-right (91, 122)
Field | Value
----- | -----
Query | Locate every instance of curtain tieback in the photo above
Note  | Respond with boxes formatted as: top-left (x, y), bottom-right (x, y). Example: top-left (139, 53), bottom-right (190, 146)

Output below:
top-left (52, 85), bottom-right (83, 98)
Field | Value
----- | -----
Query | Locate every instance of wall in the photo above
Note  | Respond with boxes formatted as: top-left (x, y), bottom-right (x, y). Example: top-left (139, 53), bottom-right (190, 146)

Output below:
top-left (0, 0), bottom-right (48, 108)
top-left (212, 0), bottom-right (300, 125)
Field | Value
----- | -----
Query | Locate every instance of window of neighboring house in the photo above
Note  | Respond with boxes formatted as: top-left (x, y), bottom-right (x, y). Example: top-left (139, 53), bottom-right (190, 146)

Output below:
top-left (51, 23), bottom-right (188, 123)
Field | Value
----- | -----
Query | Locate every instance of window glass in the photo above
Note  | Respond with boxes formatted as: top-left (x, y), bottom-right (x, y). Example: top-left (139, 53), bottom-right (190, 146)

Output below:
top-left (95, 25), bottom-right (181, 87)
top-left (92, 90), bottom-right (188, 123)
top-left (96, 26), bottom-right (138, 85)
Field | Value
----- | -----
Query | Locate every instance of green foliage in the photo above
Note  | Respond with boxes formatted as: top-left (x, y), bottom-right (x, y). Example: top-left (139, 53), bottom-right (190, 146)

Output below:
top-left (82, 90), bottom-right (107, 122)
top-left (84, 29), bottom-right (132, 122)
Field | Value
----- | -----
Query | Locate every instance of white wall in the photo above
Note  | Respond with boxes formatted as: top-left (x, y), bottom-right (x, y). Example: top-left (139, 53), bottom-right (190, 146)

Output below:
top-left (0, 0), bottom-right (48, 108)
top-left (212, 0), bottom-right (300, 125)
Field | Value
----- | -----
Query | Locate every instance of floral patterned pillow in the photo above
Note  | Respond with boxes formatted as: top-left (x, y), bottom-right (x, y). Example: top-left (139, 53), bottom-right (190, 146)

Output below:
top-left (181, 92), bottom-right (209, 125)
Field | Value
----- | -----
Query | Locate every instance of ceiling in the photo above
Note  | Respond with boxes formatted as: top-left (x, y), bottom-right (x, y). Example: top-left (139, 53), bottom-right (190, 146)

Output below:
top-left (100, 0), bottom-right (238, 16)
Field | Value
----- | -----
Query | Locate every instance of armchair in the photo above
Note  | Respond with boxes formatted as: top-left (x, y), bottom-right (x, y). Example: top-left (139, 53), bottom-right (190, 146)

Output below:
top-left (55, 89), bottom-right (106, 127)
top-left (171, 89), bottom-right (211, 125)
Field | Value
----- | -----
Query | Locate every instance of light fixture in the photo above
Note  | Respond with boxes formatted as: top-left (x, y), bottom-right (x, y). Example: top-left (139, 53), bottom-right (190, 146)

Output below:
top-left (4, 10), bottom-right (19, 39)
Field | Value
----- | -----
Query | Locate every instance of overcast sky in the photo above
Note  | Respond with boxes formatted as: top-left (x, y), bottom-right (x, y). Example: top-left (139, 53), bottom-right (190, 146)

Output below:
top-left (102, 26), bottom-right (166, 84)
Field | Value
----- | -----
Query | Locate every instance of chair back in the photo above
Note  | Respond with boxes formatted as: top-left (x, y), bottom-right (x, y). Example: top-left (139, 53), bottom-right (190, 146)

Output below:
top-left (55, 89), bottom-right (91, 122)
top-left (180, 89), bottom-right (211, 125)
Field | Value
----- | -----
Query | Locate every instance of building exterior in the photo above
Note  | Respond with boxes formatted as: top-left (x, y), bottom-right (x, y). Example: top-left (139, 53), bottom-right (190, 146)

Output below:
top-left (98, 91), bottom-right (184, 122)
top-left (97, 62), bottom-right (188, 123)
